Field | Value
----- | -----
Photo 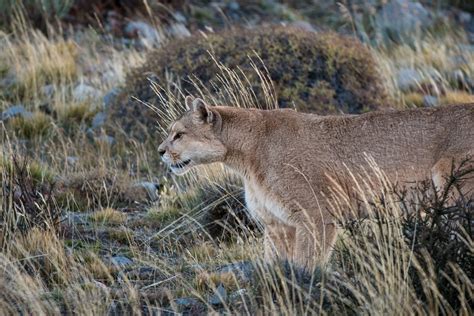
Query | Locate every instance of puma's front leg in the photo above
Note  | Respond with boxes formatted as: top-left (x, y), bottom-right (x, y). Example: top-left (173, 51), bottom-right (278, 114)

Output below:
top-left (293, 221), bottom-right (338, 270)
top-left (263, 220), bottom-right (296, 263)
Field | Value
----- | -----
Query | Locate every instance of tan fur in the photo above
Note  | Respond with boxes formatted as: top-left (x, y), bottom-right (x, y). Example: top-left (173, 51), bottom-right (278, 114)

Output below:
top-left (158, 97), bottom-right (474, 269)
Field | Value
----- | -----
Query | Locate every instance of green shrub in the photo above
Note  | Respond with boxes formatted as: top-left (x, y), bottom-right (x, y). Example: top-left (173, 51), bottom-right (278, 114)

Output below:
top-left (110, 26), bottom-right (389, 139)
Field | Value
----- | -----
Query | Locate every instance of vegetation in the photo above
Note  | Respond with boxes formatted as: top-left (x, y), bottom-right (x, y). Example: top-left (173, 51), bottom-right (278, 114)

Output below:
top-left (111, 27), bottom-right (389, 138)
top-left (0, 0), bottom-right (472, 314)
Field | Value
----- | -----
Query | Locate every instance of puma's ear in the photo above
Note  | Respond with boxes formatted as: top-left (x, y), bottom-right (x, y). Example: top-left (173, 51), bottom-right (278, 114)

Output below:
top-left (185, 95), bottom-right (194, 111)
top-left (192, 98), bottom-right (214, 124)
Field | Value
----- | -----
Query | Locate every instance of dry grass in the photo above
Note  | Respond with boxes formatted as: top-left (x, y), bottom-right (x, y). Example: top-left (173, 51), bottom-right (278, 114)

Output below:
top-left (0, 4), bottom-right (472, 315)
top-left (90, 207), bottom-right (127, 225)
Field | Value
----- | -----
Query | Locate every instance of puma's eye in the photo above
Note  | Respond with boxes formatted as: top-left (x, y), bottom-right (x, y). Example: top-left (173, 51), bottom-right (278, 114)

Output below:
top-left (173, 132), bottom-right (184, 141)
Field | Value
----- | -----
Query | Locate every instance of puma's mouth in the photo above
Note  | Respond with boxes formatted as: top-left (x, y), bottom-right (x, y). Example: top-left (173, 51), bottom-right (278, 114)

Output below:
top-left (170, 159), bottom-right (193, 175)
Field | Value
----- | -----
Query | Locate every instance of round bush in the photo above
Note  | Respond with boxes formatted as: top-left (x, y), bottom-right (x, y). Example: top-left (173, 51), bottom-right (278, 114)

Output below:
top-left (110, 26), bottom-right (389, 138)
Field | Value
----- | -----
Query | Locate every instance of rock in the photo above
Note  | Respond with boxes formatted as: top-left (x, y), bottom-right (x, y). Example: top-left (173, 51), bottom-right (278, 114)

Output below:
top-left (376, 0), bottom-right (432, 35)
top-left (168, 23), bottom-right (191, 38)
top-left (132, 182), bottom-right (160, 202)
top-left (111, 256), bottom-right (133, 267)
top-left (290, 20), bottom-right (317, 33)
top-left (459, 11), bottom-right (471, 24)
top-left (217, 261), bottom-right (254, 283)
top-left (227, 1), bottom-right (240, 11)
top-left (173, 12), bottom-right (187, 23)
top-left (91, 112), bottom-right (107, 129)
top-left (62, 212), bottom-right (89, 226)
top-left (174, 297), bottom-right (205, 313)
top-left (423, 95), bottom-right (438, 107)
top-left (174, 297), bottom-right (199, 308)
top-left (95, 135), bottom-right (115, 146)
top-left (1, 105), bottom-right (32, 121)
top-left (103, 88), bottom-right (121, 109)
top-left (208, 284), bottom-right (227, 305)
top-left (86, 128), bottom-right (95, 141)
top-left (125, 21), bottom-right (162, 47)
top-left (66, 156), bottom-right (79, 166)
top-left (397, 68), bottom-right (422, 92)
top-left (92, 280), bottom-right (109, 292)
top-left (229, 288), bottom-right (249, 305)
top-left (40, 84), bottom-right (55, 98)
top-left (73, 83), bottom-right (101, 102)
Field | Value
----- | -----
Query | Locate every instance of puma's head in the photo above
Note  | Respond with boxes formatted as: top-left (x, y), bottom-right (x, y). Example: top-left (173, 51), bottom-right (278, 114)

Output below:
top-left (158, 96), bottom-right (226, 175)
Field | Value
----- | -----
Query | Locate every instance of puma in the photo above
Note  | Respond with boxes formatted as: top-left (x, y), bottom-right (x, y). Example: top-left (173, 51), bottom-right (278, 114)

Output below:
top-left (158, 96), bottom-right (473, 269)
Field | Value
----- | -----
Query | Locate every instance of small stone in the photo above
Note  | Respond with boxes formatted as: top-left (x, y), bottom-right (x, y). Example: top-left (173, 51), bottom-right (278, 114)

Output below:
top-left (95, 135), bottom-right (115, 146)
top-left (73, 83), bottom-right (101, 101)
top-left (290, 20), bottom-right (317, 33)
top-left (397, 68), bottom-right (422, 92)
top-left (459, 12), bottom-right (471, 24)
top-left (168, 23), bottom-right (191, 38)
top-left (376, 0), bottom-right (432, 36)
top-left (208, 284), bottom-right (227, 305)
top-left (173, 12), bottom-right (187, 23)
top-left (229, 288), bottom-right (248, 304)
top-left (218, 261), bottom-right (254, 283)
top-left (125, 21), bottom-right (162, 47)
top-left (174, 297), bottom-right (198, 308)
top-left (66, 156), bottom-right (79, 166)
top-left (111, 256), bottom-right (133, 267)
top-left (62, 212), bottom-right (89, 226)
top-left (1, 105), bottom-right (32, 121)
top-left (92, 280), bottom-right (109, 292)
top-left (86, 128), bottom-right (95, 141)
top-left (423, 95), bottom-right (438, 108)
top-left (40, 84), bottom-right (55, 98)
top-left (103, 88), bottom-right (121, 109)
top-left (91, 112), bottom-right (107, 129)
top-left (228, 1), bottom-right (240, 11)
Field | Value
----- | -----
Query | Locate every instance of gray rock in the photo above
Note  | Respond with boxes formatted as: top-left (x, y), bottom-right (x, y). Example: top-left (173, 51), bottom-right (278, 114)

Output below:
top-left (229, 288), bottom-right (248, 304)
top-left (125, 21), bottom-right (162, 47)
top-left (91, 112), bottom-right (107, 129)
top-left (397, 68), bottom-right (422, 91)
top-left (208, 284), bottom-right (227, 305)
top-left (376, 0), bottom-right (432, 35)
top-left (40, 84), bottom-right (55, 98)
top-left (290, 20), bottom-right (317, 33)
top-left (423, 95), bottom-right (438, 108)
top-left (111, 256), bottom-right (133, 267)
top-left (73, 83), bottom-right (101, 102)
top-left (228, 1), bottom-right (240, 11)
top-left (174, 297), bottom-right (199, 308)
top-left (459, 11), bottom-right (471, 24)
top-left (132, 182), bottom-right (160, 202)
top-left (86, 128), bottom-right (95, 141)
top-left (95, 135), bottom-right (115, 146)
top-left (168, 23), bottom-right (191, 38)
top-left (103, 88), bottom-right (121, 109)
top-left (1, 105), bottom-right (32, 121)
top-left (218, 261), bottom-right (254, 283)
top-left (62, 212), bottom-right (89, 225)
top-left (66, 156), bottom-right (79, 166)
top-left (173, 11), bottom-right (187, 23)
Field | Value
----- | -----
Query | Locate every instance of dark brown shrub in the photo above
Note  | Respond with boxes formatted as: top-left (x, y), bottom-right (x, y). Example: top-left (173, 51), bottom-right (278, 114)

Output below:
top-left (109, 26), bottom-right (389, 139)
top-left (0, 155), bottom-right (60, 248)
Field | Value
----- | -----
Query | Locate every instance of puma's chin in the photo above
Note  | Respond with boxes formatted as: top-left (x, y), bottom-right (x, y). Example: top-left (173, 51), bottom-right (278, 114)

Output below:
top-left (170, 159), bottom-right (194, 175)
